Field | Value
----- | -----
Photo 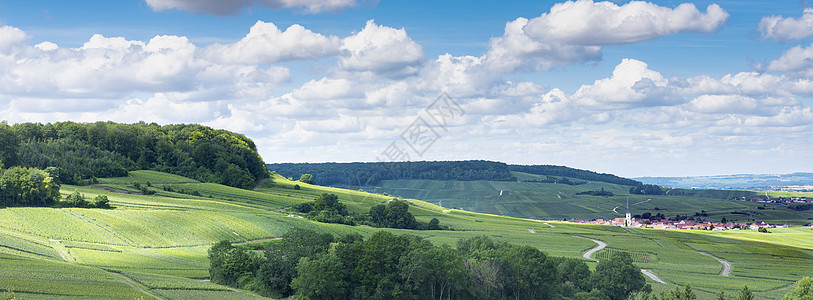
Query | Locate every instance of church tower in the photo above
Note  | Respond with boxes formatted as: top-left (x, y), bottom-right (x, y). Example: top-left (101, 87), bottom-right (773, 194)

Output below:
top-left (625, 198), bottom-right (632, 227)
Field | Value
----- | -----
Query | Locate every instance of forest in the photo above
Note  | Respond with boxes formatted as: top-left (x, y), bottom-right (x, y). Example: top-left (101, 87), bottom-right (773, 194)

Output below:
top-left (269, 160), bottom-right (515, 186)
top-left (209, 229), bottom-right (650, 300)
top-left (0, 121), bottom-right (268, 189)
top-left (268, 161), bottom-right (643, 187)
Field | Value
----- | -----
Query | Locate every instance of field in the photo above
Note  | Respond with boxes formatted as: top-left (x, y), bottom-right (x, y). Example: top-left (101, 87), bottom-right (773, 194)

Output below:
top-left (0, 170), bottom-right (810, 299)
top-left (346, 171), bottom-right (813, 225)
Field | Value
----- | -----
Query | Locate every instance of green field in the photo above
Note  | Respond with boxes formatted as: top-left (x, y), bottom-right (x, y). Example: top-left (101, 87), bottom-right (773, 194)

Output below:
top-left (0, 170), bottom-right (810, 299)
top-left (346, 171), bottom-right (813, 225)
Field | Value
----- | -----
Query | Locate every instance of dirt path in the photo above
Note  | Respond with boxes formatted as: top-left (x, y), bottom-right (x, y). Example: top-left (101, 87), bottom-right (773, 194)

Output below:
top-left (582, 238), bottom-right (606, 261)
top-left (49, 239), bottom-right (75, 264)
top-left (699, 252), bottom-right (731, 276)
top-left (110, 272), bottom-right (163, 300)
top-left (641, 270), bottom-right (667, 284)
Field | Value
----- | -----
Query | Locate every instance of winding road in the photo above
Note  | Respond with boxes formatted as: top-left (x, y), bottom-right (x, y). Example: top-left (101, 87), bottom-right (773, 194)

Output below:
top-left (641, 270), bottom-right (667, 284)
top-left (699, 252), bottom-right (731, 276)
top-left (581, 238), bottom-right (667, 284)
top-left (582, 238), bottom-right (606, 261)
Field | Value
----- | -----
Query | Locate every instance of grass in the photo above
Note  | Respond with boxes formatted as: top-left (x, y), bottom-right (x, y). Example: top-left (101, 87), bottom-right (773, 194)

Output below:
top-left (0, 170), bottom-right (809, 299)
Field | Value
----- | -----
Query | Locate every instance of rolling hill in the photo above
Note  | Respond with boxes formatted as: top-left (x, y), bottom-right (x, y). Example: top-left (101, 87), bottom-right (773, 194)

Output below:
top-left (0, 170), bottom-right (810, 299)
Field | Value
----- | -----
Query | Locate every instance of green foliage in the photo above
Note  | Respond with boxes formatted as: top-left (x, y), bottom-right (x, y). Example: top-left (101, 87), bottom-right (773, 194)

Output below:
top-left (294, 193), bottom-right (355, 225)
top-left (630, 183), bottom-right (665, 195)
top-left (591, 252), bottom-right (647, 300)
top-left (256, 228), bottom-right (334, 298)
top-left (291, 255), bottom-right (348, 299)
top-left (208, 240), bottom-right (258, 288)
top-left (0, 166), bottom-right (60, 207)
top-left (784, 277), bottom-right (813, 300)
top-left (270, 160), bottom-right (516, 186)
top-left (298, 173), bottom-right (315, 184)
top-left (634, 284), bottom-right (696, 300)
top-left (9, 122), bottom-right (268, 188)
top-left (737, 286), bottom-right (755, 300)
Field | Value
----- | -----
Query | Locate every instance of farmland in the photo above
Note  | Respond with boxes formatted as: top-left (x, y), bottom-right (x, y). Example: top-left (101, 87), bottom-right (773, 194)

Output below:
top-left (346, 171), bottom-right (813, 225)
top-left (0, 170), bottom-right (810, 299)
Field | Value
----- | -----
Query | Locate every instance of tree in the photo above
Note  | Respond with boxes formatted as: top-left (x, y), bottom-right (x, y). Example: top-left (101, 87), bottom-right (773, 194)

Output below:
top-left (784, 277), bottom-right (813, 300)
top-left (92, 195), bottom-right (111, 209)
top-left (65, 191), bottom-right (89, 208)
top-left (257, 228), bottom-right (334, 298)
top-left (208, 240), bottom-right (257, 288)
top-left (591, 252), bottom-right (647, 300)
top-left (737, 286), bottom-right (755, 300)
top-left (292, 255), bottom-right (349, 299)
top-left (299, 174), bottom-right (315, 184)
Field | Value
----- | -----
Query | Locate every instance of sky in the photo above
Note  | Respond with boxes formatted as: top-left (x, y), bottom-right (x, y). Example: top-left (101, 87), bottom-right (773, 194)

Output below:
top-left (1, 0), bottom-right (812, 177)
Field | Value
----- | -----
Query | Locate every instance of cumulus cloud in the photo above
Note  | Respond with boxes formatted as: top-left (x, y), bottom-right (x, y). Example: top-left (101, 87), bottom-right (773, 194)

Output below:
top-left (759, 8), bottom-right (813, 42)
top-left (339, 20), bottom-right (424, 75)
top-left (766, 43), bottom-right (813, 78)
top-left (571, 59), bottom-right (678, 109)
top-left (204, 21), bottom-right (340, 65)
top-left (0, 26), bottom-right (29, 52)
top-left (485, 0), bottom-right (728, 72)
top-left (145, 0), bottom-right (362, 16)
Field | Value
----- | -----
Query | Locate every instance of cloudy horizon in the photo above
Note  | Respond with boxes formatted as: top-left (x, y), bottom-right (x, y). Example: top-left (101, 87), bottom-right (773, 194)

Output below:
top-left (1, 0), bottom-right (812, 178)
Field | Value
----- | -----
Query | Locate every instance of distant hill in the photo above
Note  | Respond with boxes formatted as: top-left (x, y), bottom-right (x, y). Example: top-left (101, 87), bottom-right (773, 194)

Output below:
top-left (635, 173), bottom-right (813, 191)
top-left (268, 160), bottom-right (515, 186)
top-left (267, 160), bottom-right (641, 187)
top-left (0, 121), bottom-right (268, 188)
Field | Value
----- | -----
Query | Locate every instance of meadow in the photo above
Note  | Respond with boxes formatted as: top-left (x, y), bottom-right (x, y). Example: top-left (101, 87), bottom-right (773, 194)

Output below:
top-left (0, 170), bottom-right (809, 299)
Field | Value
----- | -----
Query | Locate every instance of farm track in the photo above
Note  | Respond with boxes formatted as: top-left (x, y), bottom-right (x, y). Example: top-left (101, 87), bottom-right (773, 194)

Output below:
top-left (698, 252), bottom-right (731, 276)
top-left (641, 270), bottom-right (667, 284)
top-left (110, 272), bottom-right (164, 300)
top-left (581, 238), bottom-right (606, 261)
top-left (582, 238), bottom-right (668, 284)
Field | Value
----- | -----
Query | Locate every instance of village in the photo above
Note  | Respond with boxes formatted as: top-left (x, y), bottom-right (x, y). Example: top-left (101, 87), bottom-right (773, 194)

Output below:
top-left (555, 199), bottom-right (805, 231)
top-left (562, 217), bottom-right (790, 231)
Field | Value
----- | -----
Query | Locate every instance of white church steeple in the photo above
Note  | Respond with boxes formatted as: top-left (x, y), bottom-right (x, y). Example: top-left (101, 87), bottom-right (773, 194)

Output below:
top-left (625, 198), bottom-right (632, 227)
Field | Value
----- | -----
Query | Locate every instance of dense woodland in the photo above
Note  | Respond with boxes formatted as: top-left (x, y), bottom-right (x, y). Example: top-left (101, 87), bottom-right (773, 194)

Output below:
top-left (269, 161), bottom-right (642, 187)
top-left (210, 229), bottom-right (649, 300)
top-left (0, 121), bottom-right (268, 188)
top-left (269, 160), bottom-right (515, 186)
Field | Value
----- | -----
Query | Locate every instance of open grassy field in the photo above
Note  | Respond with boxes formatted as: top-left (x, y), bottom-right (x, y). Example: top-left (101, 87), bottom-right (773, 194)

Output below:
top-left (0, 170), bottom-right (810, 299)
top-left (346, 171), bottom-right (813, 225)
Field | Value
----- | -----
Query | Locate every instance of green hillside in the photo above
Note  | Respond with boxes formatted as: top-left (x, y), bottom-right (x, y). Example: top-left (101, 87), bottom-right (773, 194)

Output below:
top-left (0, 170), bottom-right (809, 299)
top-left (346, 171), bottom-right (813, 225)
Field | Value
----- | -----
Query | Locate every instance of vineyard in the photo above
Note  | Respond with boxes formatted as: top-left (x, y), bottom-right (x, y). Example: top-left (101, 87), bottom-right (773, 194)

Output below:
top-left (0, 171), bottom-right (809, 299)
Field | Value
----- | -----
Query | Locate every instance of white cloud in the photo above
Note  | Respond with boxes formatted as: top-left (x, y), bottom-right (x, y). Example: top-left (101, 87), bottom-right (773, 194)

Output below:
top-left (485, 0), bottom-right (728, 72)
top-left (145, 0), bottom-right (361, 16)
top-left (758, 8), bottom-right (813, 42)
top-left (204, 21), bottom-right (340, 65)
top-left (0, 26), bottom-right (28, 52)
top-left (339, 20), bottom-right (424, 75)
top-left (766, 43), bottom-right (813, 78)
top-left (572, 59), bottom-right (677, 109)
top-left (685, 95), bottom-right (759, 114)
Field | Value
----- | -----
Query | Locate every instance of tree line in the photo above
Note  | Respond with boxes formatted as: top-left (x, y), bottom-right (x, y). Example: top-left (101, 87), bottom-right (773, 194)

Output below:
top-left (269, 161), bottom-right (643, 187)
top-left (293, 194), bottom-right (443, 230)
top-left (0, 166), bottom-right (110, 209)
top-left (269, 160), bottom-right (515, 186)
top-left (210, 228), bottom-right (650, 300)
top-left (0, 121), bottom-right (268, 188)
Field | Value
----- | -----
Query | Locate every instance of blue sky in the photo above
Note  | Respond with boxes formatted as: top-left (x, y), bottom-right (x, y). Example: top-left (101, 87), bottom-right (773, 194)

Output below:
top-left (1, 0), bottom-right (812, 177)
